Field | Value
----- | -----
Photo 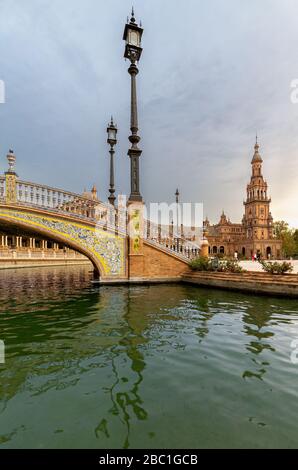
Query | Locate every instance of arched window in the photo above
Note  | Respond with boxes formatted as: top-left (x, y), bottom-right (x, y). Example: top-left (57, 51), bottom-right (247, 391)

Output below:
top-left (266, 246), bottom-right (271, 258)
top-left (213, 246), bottom-right (217, 254)
top-left (220, 246), bottom-right (225, 254)
top-left (242, 247), bottom-right (246, 257)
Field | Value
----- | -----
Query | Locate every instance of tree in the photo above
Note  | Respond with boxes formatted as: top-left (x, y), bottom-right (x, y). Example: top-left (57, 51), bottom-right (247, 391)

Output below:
top-left (273, 220), bottom-right (289, 238)
top-left (274, 221), bottom-right (297, 258)
top-left (294, 229), bottom-right (298, 256)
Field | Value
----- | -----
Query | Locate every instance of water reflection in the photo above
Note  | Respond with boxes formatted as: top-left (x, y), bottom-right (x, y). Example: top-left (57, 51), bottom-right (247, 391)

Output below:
top-left (93, 288), bottom-right (148, 449)
top-left (0, 266), bottom-right (298, 448)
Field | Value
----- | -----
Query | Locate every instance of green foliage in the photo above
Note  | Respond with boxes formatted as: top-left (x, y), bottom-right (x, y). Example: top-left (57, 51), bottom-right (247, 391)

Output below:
top-left (189, 257), bottom-right (245, 273)
top-left (189, 256), bottom-right (211, 271)
top-left (273, 220), bottom-right (289, 238)
top-left (259, 260), bottom-right (293, 274)
top-left (217, 260), bottom-right (245, 273)
top-left (273, 220), bottom-right (298, 258)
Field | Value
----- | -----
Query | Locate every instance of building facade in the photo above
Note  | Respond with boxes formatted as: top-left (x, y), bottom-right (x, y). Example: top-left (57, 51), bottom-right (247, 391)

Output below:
top-left (205, 141), bottom-right (282, 259)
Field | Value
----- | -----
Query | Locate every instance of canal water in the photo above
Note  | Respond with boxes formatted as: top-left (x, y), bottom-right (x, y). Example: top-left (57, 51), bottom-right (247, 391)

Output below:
top-left (0, 266), bottom-right (297, 449)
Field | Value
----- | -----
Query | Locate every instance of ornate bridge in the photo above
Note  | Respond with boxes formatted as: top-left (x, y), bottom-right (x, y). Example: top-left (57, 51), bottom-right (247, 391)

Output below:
top-left (0, 151), bottom-right (202, 282)
top-left (0, 13), bottom-right (208, 282)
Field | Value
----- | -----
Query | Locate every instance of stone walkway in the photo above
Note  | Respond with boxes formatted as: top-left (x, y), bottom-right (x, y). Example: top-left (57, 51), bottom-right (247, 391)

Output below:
top-left (239, 260), bottom-right (298, 274)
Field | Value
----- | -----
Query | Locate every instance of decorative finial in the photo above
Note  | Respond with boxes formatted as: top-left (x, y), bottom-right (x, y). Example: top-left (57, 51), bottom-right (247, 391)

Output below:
top-left (140, 20), bottom-right (142, 27)
top-left (130, 6), bottom-right (135, 23)
top-left (254, 134), bottom-right (259, 151)
top-left (7, 149), bottom-right (16, 173)
top-left (111, 115), bottom-right (114, 125)
top-left (251, 135), bottom-right (263, 163)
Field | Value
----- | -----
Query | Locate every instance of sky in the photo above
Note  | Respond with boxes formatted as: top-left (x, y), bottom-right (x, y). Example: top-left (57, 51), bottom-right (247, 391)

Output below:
top-left (0, 0), bottom-right (297, 227)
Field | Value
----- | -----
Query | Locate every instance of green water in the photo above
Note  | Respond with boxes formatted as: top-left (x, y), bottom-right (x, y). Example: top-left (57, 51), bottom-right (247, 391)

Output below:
top-left (0, 266), bottom-right (297, 449)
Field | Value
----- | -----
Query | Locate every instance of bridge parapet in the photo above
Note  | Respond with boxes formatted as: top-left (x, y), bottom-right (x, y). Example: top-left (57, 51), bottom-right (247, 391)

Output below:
top-left (0, 174), bottom-right (111, 220)
top-left (144, 238), bottom-right (200, 261)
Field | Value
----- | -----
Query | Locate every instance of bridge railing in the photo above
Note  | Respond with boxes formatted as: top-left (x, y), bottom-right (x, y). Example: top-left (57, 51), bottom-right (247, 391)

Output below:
top-left (0, 175), bottom-right (202, 259)
top-left (145, 238), bottom-right (200, 261)
top-left (143, 219), bottom-right (201, 260)
top-left (16, 180), bottom-right (76, 209)
top-left (0, 175), bottom-right (111, 220)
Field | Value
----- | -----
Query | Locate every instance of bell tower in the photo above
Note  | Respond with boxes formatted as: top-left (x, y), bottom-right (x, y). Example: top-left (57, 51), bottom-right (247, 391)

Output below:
top-left (243, 138), bottom-right (274, 241)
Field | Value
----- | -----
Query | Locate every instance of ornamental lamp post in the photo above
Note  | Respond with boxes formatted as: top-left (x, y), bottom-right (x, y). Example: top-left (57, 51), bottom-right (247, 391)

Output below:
top-left (175, 188), bottom-right (180, 250)
top-left (107, 117), bottom-right (117, 206)
top-left (123, 8), bottom-right (144, 202)
top-left (175, 188), bottom-right (180, 232)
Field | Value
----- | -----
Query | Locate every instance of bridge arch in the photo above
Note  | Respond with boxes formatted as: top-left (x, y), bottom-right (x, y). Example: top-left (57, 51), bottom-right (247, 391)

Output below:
top-left (0, 205), bottom-right (126, 281)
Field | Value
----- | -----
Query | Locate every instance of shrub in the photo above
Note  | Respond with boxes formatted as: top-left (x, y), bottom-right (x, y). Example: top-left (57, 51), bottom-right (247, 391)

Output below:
top-left (189, 256), bottom-right (211, 271)
top-left (219, 260), bottom-right (245, 273)
top-left (189, 257), bottom-right (245, 273)
top-left (259, 260), bottom-right (293, 274)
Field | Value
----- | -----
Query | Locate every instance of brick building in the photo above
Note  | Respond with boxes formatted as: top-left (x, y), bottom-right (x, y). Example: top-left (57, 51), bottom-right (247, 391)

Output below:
top-left (204, 140), bottom-right (282, 259)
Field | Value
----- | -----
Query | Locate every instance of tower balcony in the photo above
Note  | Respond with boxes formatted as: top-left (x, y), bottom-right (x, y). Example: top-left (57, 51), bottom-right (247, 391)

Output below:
top-left (243, 196), bottom-right (271, 205)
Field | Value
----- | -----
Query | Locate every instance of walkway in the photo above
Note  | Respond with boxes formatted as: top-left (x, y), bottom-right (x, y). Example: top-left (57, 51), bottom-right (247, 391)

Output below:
top-left (239, 260), bottom-right (298, 274)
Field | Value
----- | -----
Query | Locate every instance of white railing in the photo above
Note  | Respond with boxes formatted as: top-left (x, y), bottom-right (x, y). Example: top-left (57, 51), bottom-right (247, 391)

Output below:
top-left (146, 238), bottom-right (200, 260)
top-left (0, 175), bottom-right (111, 221)
top-left (0, 250), bottom-right (87, 260)
top-left (16, 180), bottom-right (77, 209)
top-left (0, 176), bottom-right (203, 257)
top-left (143, 218), bottom-right (201, 260)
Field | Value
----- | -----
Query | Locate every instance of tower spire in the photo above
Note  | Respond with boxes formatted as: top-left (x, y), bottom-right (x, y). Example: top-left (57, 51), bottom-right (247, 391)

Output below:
top-left (130, 6), bottom-right (135, 23)
top-left (252, 135), bottom-right (262, 163)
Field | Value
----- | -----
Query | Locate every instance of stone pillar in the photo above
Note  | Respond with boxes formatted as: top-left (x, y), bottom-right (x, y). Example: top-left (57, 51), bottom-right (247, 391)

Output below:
top-left (200, 238), bottom-right (209, 258)
top-left (127, 201), bottom-right (145, 280)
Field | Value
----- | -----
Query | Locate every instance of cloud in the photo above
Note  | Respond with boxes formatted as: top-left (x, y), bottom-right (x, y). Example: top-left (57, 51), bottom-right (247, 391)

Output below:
top-left (0, 0), bottom-right (297, 226)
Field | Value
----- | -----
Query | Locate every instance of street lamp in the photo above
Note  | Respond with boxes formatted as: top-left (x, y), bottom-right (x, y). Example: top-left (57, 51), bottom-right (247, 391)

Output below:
top-left (107, 117), bottom-right (117, 206)
top-left (175, 187), bottom-right (180, 231)
top-left (175, 188), bottom-right (180, 250)
top-left (123, 8), bottom-right (144, 202)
